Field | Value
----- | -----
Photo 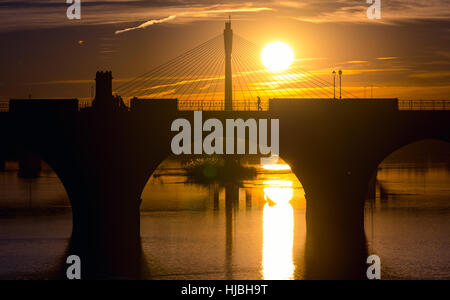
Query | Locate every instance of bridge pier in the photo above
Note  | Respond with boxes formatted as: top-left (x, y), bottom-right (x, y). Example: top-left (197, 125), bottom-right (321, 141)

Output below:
top-left (66, 109), bottom-right (146, 280)
top-left (68, 176), bottom-right (143, 279)
top-left (303, 172), bottom-right (369, 280)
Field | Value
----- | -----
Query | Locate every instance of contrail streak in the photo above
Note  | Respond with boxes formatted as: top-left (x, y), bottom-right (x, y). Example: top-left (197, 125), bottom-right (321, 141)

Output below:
top-left (115, 15), bottom-right (176, 35)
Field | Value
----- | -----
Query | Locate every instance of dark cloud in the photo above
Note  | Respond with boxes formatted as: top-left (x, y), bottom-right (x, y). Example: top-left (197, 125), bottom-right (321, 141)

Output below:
top-left (0, 0), bottom-right (449, 33)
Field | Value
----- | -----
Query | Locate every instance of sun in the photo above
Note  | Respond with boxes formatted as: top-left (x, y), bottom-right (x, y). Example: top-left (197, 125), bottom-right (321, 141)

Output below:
top-left (261, 42), bottom-right (294, 72)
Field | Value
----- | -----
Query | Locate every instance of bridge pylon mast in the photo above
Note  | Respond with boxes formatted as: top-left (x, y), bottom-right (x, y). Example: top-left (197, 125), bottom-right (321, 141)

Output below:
top-left (224, 18), bottom-right (233, 111)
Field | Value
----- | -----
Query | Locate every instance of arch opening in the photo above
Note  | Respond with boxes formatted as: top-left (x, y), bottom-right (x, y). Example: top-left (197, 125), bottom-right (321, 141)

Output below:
top-left (0, 149), bottom-right (72, 280)
top-left (365, 139), bottom-right (450, 280)
top-left (138, 155), bottom-right (308, 280)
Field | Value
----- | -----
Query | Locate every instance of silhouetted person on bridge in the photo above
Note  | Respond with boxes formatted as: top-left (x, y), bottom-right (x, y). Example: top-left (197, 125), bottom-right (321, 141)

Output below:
top-left (257, 96), bottom-right (261, 111)
top-left (113, 95), bottom-right (127, 111)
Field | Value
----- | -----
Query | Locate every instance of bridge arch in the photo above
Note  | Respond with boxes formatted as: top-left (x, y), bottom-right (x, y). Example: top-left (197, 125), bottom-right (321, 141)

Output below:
top-left (364, 138), bottom-right (450, 279)
top-left (0, 142), bottom-right (73, 279)
top-left (137, 155), bottom-right (307, 210)
top-left (5, 132), bottom-right (79, 208)
top-left (137, 154), bottom-right (307, 279)
top-left (371, 137), bottom-right (450, 177)
top-left (365, 138), bottom-right (450, 206)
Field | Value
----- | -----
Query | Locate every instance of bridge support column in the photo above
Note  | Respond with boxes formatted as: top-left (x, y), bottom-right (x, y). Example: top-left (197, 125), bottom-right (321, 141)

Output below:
top-left (69, 183), bottom-right (142, 280)
top-left (304, 172), bottom-right (369, 280)
top-left (59, 108), bottom-right (153, 280)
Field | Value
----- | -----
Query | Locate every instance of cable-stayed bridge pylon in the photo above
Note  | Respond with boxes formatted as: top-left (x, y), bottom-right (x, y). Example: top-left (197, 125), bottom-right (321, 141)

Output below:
top-left (114, 22), bottom-right (357, 111)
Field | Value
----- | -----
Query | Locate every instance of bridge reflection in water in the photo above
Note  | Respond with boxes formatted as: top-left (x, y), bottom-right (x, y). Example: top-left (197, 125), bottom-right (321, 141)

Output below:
top-left (1, 148), bottom-right (450, 279)
top-left (140, 159), bottom-right (305, 280)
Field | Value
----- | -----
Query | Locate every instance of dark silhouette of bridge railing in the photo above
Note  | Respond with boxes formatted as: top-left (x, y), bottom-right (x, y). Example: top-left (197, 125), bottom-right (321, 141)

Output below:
top-left (2, 99), bottom-right (90, 112)
top-left (0, 101), bottom-right (8, 112)
top-left (398, 100), bottom-right (450, 111)
top-left (176, 99), bottom-right (450, 112)
top-left (77, 98), bottom-right (450, 112)
top-left (4, 98), bottom-right (450, 113)
top-left (177, 99), bottom-right (269, 111)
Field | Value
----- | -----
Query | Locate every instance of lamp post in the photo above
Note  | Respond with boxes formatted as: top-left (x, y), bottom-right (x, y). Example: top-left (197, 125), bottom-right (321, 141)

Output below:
top-left (339, 70), bottom-right (342, 100)
top-left (332, 70), bottom-right (336, 100)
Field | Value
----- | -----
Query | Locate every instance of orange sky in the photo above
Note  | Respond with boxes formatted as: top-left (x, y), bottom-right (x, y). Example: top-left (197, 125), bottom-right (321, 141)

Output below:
top-left (1, 0), bottom-right (450, 101)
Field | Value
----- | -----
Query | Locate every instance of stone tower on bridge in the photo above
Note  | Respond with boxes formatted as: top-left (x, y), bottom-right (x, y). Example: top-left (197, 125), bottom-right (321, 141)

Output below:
top-left (93, 71), bottom-right (113, 109)
top-left (92, 71), bottom-right (126, 111)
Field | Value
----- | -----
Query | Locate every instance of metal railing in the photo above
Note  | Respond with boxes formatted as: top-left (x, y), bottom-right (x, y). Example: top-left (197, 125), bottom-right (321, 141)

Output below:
top-left (78, 99), bottom-right (93, 109)
top-left (177, 99), bottom-right (269, 111)
top-left (0, 101), bottom-right (8, 112)
top-left (398, 100), bottom-right (450, 111)
top-left (1, 100), bottom-right (93, 112)
top-left (0, 98), bottom-right (134, 112)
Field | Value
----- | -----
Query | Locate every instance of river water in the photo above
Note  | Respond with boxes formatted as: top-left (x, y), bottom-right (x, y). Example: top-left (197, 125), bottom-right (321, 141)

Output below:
top-left (0, 142), bottom-right (449, 280)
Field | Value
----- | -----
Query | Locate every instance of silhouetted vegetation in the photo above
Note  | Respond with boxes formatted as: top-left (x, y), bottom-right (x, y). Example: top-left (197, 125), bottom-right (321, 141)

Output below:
top-left (184, 156), bottom-right (256, 186)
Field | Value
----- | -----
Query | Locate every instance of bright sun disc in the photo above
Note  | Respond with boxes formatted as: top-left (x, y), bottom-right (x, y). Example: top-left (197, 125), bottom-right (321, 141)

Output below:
top-left (261, 42), bottom-right (294, 72)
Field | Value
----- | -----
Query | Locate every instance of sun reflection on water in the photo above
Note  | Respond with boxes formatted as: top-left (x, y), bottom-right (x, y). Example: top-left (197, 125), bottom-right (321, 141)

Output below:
top-left (262, 180), bottom-right (295, 280)
top-left (261, 164), bottom-right (292, 171)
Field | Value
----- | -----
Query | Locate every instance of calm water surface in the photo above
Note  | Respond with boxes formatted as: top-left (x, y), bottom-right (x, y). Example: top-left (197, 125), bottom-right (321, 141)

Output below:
top-left (0, 156), bottom-right (449, 280)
